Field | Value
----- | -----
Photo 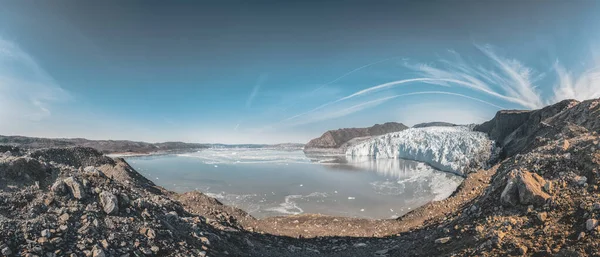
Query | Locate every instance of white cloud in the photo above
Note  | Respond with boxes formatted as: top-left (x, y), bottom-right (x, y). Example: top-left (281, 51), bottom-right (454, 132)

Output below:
top-left (552, 62), bottom-right (600, 102)
top-left (275, 91), bottom-right (504, 128)
top-left (276, 44), bottom-right (600, 131)
top-left (0, 38), bottom-right (71, 132)
top-left (246, 73), bottom-right (268, 108)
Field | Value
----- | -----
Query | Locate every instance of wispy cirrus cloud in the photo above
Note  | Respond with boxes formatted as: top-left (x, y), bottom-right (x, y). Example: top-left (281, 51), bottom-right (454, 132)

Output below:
top-left (0, 38), bottom-right (71, 127)
top-left (274, 44), bottom-right (599, 129)
top-left (246, 73), bottom-right (268, 108)
top-left (553, 62), bottom-right (600, 102)
top-left (278, 91), bottom-right (504, 128)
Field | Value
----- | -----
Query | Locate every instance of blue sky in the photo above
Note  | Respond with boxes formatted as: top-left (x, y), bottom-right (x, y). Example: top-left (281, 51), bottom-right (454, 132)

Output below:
top-left (1, 1), bottom-right (599, 143)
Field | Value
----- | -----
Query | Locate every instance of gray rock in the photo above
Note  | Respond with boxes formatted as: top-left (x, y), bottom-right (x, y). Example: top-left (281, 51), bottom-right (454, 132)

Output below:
top-left (41, 229), bottom-right (51, 238)
top-left (51, 180), bottom-right (67, 195)
top-left (586, 219), bottom-right (598, 231)
top-left (576, 176), bottom-right (588, 186)
top-left (63, 177), bottom-right (86, 200)
top-left (139, 247), bottom-right (152, 255)
top-left (375, 249), bottom-right (389, 255)
top-left (84, 166), bottom-right (96, 173)
top-left (92, 245), bottom-right (106, 257)
top-left (435, 237), bottom-right (451, 244)
top-left (353, 243), bottom-right (367, 247)
top-left (59, 213), bottom-right (70, 223)
top-left (2, 247), bottom-right (12, 256)
top-left (99, 191), bottom-right (119, 215)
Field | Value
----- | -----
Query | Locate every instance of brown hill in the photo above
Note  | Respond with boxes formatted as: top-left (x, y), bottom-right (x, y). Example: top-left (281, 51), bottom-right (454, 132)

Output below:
top-left (304, 122), bottom-right (408, 149)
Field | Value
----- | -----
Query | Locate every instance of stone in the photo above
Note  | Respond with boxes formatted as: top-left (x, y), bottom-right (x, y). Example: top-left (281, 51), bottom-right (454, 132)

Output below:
top-left (150, 246), bottom-right (160, 252)
top-left (59, 213), bottom-right (70, 223)
top-left (518, 245), bottom-right (528, 255)
top-left (576, 176), bottom-right (587, 186)
top-left (37, 237), bottom-right (48, 244)
top-left (1, 247), bottom-right (12, 256)
top-left (501, 170), bottom-right (550, 206)
top-left (139, 247), bottom-right (152, 255)
top-left (435, 237), bottom-right (451, 244)
top-left (353, 243), bottom-right (367, 247)
top-left (64, 177), bottom-right (86, 200)
top-left (375, 249), bottom-right (389, 255)
top-left (41, 229), bottom-right (52, 238)
top-left (199, 237), bottom-right (210, 246)
top-left (99, 191), bottom-right (119, 215)
top-left (500, 177), bottom-right (519, 206)
top-left (586, 219), bottom-right (598, 231)
top-left (92, 245), bottom-right (105, 257)
top-left (85, 166), bottom-right (105, 177)
top-left (537, 212), bottom-right (547, 222)
top-left (100, 239), bottom-right (109, 249)
top-left (543, 181), bottom-right (552, 193)
top-left (140, 227), bottom-right (156, 239)
top-left (561, 139), bottom-right (570, 151)
top-left (51, 180), bottom-right (67, 195)
top-left (577, 232), bottom-right (586, 240)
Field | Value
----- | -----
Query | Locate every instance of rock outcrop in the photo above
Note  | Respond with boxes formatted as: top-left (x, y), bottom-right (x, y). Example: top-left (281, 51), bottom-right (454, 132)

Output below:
top-left (304, 122), bottom-right (408, 151)
top-left (474, 99), bottom-right (600, 158)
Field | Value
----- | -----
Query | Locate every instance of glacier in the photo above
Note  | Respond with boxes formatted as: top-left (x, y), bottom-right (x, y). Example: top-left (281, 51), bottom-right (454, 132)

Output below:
top-left (345, 126), bottom-right (493, 176)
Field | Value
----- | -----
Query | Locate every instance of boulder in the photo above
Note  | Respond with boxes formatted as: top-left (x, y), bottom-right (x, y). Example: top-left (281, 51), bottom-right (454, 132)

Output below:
top-left (63, 177), bottom-right (86, 200)
top-left (586, 219), bottom-right (598, 231)
top-left (501, 170), bottom-right (551, 206)
top-left (51, 180), bottom-right (67, 195)
top-left (99, 191), bottom-right (119, 215)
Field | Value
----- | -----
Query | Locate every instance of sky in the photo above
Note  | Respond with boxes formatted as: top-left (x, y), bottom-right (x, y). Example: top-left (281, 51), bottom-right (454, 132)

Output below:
top-left (1, 1), bottom-right (600, 144)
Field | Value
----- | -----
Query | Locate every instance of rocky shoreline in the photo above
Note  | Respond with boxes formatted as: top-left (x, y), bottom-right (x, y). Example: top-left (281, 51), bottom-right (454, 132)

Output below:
top-left (1, 98), bottom-right (599, 256)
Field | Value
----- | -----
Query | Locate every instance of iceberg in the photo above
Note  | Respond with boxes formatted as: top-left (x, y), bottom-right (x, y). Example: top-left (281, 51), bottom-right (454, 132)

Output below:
top-left (345, 126), bottom-right (492, 175)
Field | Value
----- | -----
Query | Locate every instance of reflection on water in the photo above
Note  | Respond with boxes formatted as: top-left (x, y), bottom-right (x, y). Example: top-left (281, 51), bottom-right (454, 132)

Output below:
top-left (127, 149), bottom-right (463, 219)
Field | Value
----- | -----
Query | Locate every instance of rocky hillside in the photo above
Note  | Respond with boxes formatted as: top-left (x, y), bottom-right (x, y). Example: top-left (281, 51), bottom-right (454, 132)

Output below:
top-left (304, 122), bottom-right (408, 151)
top-left (0, 135), bottom-right (209, 154)
top-left (474, 99), bottom-right (597, 158)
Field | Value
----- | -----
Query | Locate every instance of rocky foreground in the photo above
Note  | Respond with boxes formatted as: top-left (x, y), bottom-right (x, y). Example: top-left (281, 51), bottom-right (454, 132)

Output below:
top-left (0, 98), bottom-right (599, 257)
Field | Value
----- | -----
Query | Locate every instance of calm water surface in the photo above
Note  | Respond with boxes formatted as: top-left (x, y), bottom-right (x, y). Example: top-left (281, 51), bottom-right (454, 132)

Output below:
top-left (126, 149), bottom-right (462, 219)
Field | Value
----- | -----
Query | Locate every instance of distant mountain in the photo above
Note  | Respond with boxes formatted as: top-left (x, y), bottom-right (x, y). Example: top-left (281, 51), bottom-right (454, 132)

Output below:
top-left (412, 122), bottom-right (457, 128)
top-left (0, 135), bottom-right (209, 154)
top-left (304, 122), bottom-right (408, 152)
top-left (0, 135), bottom-right (305, 154)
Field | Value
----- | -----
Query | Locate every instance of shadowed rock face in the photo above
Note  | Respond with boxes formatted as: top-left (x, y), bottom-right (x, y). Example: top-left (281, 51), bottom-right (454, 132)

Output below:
top-left (305, 122), bottom-right (408, 149)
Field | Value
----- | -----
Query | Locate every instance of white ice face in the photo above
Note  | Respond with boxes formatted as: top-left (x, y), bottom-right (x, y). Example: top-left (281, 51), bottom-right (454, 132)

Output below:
top-left (345, 126), bottom-right (493, 175)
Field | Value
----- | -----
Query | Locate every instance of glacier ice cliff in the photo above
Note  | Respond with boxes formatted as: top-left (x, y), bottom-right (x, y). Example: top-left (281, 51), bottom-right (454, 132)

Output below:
top-left (345, 126), bottom-right (493, 176)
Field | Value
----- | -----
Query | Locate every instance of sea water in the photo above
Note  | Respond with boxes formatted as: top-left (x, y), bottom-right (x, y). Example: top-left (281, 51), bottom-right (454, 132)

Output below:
top-left (126, 148), bottom-right (462, 219)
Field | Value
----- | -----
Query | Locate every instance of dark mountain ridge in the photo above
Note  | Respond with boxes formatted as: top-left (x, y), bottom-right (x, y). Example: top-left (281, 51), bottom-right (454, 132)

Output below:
top-left (304, 122), bottom-right (409, 150)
